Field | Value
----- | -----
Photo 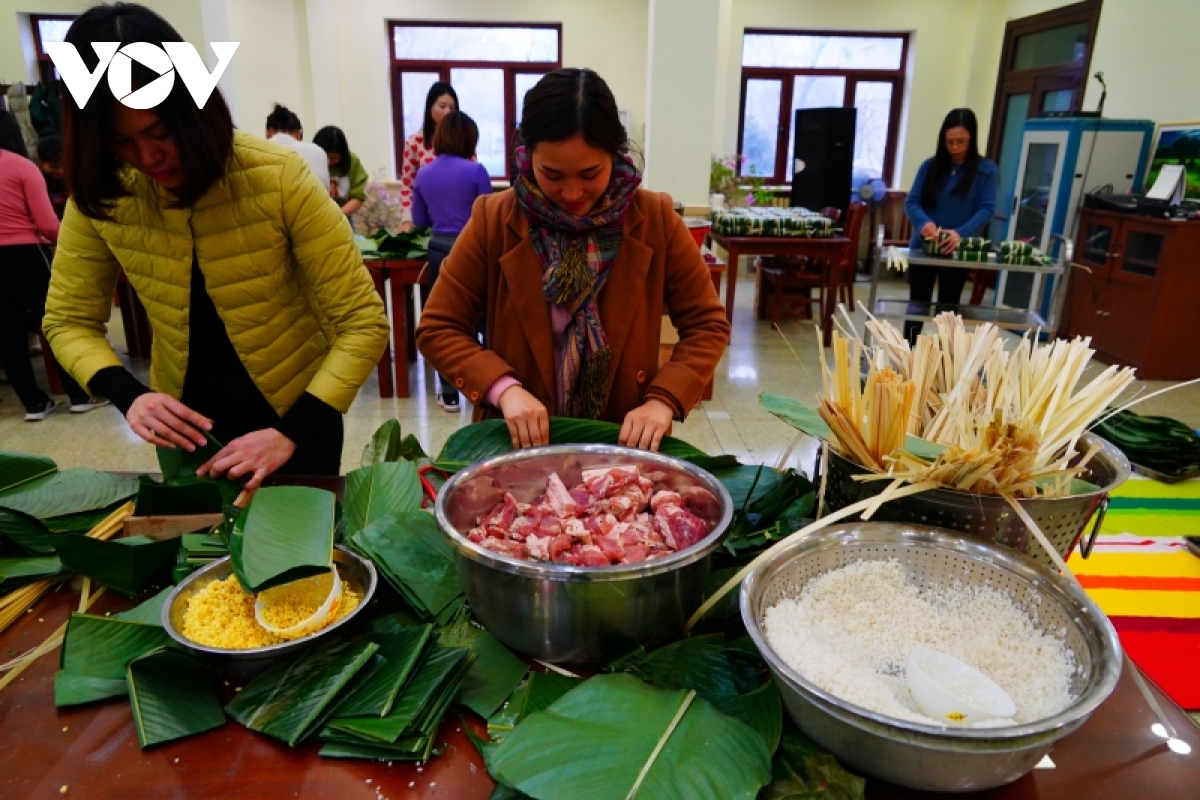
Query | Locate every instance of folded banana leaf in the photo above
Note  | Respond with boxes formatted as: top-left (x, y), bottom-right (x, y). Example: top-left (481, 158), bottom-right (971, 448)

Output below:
top-left (59, 614), bottom-right (171, 681)
top-left (127, 647), bottom-right (225, 748)
top-left (0, 555), bottom-right (66, 592)
top-left (0, 451), bottom-right (56, 496)
top-left (53, 535), bottom-right (179, 597)
top-left (42, 503), bottom-right (129, 533)
top-left (347, 511), bottom-right (460, 619)
top-left (324, 645), bottom-right (470, 744)
top-left (438, 617), bottom-right (528, 719)
top-left (435, 418), bottom-right (710, 472)
top-left (225, 638), bottom-right (380, 746)
top-left (331, 624), bottom-right (435, 718)
top-left (0, 508), bottom-right (55, 555)
top-left (1095, 409), bottom-right (1200, 477)
top-left (229, 486), bottom-right (336, 593)
top-left (133, 475), bottom-right (229, 516)
top-left (53, 673), bottom-right (129, 707)
top-left (361, 420), bottom-right (427, 466)
top-left (343, 462), bottom-right (423, 535)
top-left (114, 586), bottom-right (175, 625)
top-left (157, 432), bottom-right (224, 482)
top-left (0, 468), bottom-right (136, 521)
top-left (486, 673), bottom-right (772, 800)
top-left (761, 721), bottom-right (866, 800)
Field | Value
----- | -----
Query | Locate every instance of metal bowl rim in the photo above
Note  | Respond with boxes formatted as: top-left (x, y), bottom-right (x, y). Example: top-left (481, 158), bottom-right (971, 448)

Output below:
top-left (434, 444), bottom-right (734, 581)
top-left (160, 545), bottom-right (378, 656)
top-left (827, 431), bottom-right (1131, 501)
top-left (739, 522), bottom-right (1124, 741)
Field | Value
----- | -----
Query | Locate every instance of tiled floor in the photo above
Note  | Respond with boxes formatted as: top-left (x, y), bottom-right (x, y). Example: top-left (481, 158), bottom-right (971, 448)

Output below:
top-left (3, 271), bottom-right (1199, 478)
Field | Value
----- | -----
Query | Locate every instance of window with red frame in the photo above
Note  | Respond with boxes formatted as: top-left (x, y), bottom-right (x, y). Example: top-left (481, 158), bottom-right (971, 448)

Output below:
top-left (30, 14), bottom-right (77, 85)
top-left (388, 22), bottom-right (562, 179)
top-left (737, 30), bottom-right (909, 187)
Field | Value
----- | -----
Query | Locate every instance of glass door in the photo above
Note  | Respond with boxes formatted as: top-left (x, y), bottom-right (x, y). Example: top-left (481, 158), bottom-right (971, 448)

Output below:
top-left (998, 131), bottom-right (1067, 310)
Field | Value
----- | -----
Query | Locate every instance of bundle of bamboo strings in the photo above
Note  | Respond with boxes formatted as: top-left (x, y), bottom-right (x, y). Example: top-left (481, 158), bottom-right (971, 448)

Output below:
top-left (824, 309), bottom-right (1136, 497)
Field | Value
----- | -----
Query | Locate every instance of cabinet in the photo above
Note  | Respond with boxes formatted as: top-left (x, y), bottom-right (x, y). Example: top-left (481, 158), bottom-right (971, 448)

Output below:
top-left (1064, 209), bottom-right (1200, 379)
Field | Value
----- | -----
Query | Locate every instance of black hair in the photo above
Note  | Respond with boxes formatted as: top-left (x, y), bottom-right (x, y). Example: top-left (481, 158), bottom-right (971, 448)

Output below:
top-left (422, 82), bottom-right (458, 144)
top-left (432, 111), bottom-right (479, 159)
top-left (312, 126), bottom-right (351, 172)
top-left (519, 68), bottom-right (628, 159)
top-left (0, 111), bottom-right (28, 157)
top-left (921, 108), bottom-right (982, 209)
top-left (37, 135), bottom-right (64, 164)
top-left (61, 2), bottom-right (234, 219)
top-left (265, 104), bottom-right (303, 134)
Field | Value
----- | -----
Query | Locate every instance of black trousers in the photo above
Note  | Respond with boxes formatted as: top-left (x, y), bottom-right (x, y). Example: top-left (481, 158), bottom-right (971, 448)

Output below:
top-left (0, 243), bottom-right (88, 409)
top-left (904, 263), bottom-right (970, 345)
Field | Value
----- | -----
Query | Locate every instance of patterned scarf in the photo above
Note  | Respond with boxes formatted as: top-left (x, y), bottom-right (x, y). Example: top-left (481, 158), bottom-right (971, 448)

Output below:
top-left (513, 147), bottom-right (641, 419)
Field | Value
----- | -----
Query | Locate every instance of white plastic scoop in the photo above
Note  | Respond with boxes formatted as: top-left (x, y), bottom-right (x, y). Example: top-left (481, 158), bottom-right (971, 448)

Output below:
top-left (907, 646), bottom-right (1017, 726)
top-left (254, 568), bottom-right (343, 641)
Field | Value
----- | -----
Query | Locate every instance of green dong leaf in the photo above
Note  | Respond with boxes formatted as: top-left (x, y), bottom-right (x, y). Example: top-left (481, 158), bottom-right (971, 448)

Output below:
top-left (487, 673), bottom-right (772, 800)
top-left (0, 451), bottom-right (56, 496)
top-left (127, 647), bottom-right (226, 748)
top-left (438, 618), bottom-right (528, 719)
top-left (229, 486), bottom-right (336, 593)
top-left (343, 462), bottom-right (423, 535)
top-left (53, 535), bottom-right (179, 598)
top-left (59, 613), bottom-right (170, 680)
top-left (0, 468), bottom-right (136, 521)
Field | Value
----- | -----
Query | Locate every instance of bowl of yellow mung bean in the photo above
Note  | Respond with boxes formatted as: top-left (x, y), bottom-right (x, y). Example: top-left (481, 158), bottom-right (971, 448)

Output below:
top-left (161, 546), bottom-right (377, 679)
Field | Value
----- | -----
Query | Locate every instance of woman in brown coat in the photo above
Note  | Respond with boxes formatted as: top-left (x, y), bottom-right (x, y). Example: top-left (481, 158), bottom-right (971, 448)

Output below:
top-left (416, 69), bottom-right (729, 451)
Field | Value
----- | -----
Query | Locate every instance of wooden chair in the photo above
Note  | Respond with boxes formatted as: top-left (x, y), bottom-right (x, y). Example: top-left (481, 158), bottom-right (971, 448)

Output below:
top-left (829, 200), bottom-right (869, 311)
top-left (819, 206), bottom-right (843, 224)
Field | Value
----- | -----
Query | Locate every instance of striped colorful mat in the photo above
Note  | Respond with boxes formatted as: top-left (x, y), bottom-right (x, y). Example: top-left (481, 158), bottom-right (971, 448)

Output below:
top-left (1067, 477), bottom-right (1200, 710)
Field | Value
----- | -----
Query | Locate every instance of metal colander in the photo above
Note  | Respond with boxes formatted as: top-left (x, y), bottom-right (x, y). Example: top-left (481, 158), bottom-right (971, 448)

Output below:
top-left (740, 522), bottom-right (1123, 792)
top-left (820, 432), bottom-right (1130, 567)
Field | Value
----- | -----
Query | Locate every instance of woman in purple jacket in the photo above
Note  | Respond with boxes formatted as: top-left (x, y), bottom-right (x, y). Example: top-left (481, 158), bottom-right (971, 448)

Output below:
top-left (413, 111), bottom-right (492, 412)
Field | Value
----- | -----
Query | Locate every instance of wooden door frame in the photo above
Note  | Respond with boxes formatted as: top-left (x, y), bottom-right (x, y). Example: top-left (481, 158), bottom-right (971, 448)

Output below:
top-left (986, 0), bottom-right (1103, 159)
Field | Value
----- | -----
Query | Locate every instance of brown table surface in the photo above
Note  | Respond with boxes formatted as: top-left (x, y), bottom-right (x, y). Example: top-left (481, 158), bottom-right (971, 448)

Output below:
top-left (2, 474), bottom-right (1197, 798)
top-left (706, 230), bottom-right (851, 327)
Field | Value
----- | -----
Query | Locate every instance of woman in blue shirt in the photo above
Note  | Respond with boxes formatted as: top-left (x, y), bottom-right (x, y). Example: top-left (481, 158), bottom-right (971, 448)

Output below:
top-left (413, 111), bottom-right (491, 412)
top-left (904, 108), bottom-right (997, 343)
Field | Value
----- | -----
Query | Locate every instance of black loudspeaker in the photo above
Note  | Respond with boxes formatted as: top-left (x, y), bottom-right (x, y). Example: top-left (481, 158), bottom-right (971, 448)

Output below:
top-left (790, 107), bottom-right (856, 213)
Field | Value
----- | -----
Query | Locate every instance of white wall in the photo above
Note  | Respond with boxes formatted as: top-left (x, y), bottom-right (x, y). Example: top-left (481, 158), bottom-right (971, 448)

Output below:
top-left (225, 0), bottom-right (313, 134)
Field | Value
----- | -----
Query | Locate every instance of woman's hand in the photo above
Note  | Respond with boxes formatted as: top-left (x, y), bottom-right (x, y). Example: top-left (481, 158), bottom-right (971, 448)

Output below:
top-left (398, 220), bottom-right (416, 233)
top-left (197, 429), bottom-right (296, 491)
top-left (939, 229), bottom-right (961, 254)
top-left (127, 393), bottom-right (212, 450)
top-left (920, 222), bottom-right (938, 240)
top-left (341, 199), bottom-right (363, 217)
top-left (619, 399), bottom-right (674, 452)
top-left (498, 385), bottom-right (549, 449)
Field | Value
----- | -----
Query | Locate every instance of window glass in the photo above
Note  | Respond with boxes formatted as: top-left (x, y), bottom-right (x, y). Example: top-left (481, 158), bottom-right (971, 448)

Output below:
top-left (401, 72), bottom-right (440, 142)
top-left (36, 18), bottom-right (73, 49)
top-left (514, 73), bottom-right (546, 126)
top-left (743, 34), bottom-right (904, 70)
top-left (742, 79), bottom-right (782, 178)
top-left (450, 68), bottom-right (505, 174)
top-left (1012, 23), bottom-right (1088, 71)
top-left (393, 26), bottom-right (557, 62)
top-left (852, 81), bottom-right (893, 179)
top-left (784, 76), bottom-right (845, 181)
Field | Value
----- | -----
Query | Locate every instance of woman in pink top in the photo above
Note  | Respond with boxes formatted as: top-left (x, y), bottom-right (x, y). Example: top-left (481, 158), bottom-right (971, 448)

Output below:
top-left (398, 82), bottom-right (458, 231)
top-left (0, 112), bottom-right (104, 420)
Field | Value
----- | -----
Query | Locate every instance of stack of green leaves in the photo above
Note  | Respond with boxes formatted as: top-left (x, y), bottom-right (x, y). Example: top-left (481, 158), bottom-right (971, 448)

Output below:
top-left (365, 226), bottom-right (431, 260)
top-left (318, 641), bottom-right (474, 761)
top-left (229, 486), bottom-right (336, 593)
top-left (1094, 409), bottom-right (1200, 478)
top-left (225, 636), bottom-right (383, 747)
top-left (137, 429), bottom-right (239, 516)
top-left (346, 510), bottom-right (463, 624)
top-left (55, 588), bottom-right (225, 748)
top-left (0, 457), bottom-right (137, 534)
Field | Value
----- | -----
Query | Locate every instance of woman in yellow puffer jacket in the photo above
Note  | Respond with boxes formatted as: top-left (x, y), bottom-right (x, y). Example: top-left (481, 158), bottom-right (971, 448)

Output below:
top-left (43, 4), bottom-right (390, 488)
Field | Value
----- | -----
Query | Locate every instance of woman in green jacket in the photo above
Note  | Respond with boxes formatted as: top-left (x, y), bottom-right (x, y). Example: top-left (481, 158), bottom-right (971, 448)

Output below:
top-left (42, 4), bottom-right (390, 488)
top-left (313, 126), bottom-right (368, 217)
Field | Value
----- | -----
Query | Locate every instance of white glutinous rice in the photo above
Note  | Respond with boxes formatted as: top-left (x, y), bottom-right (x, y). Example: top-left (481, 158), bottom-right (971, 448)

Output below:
top-left (762, 559), bottom-right (1076, 727)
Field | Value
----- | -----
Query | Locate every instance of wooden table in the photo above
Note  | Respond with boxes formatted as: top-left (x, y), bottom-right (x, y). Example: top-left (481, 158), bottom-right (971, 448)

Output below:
top-left (364, 259), bottom-right (428, 399)
top-left (2, 477), bottom-right (1197, 799)
top-left (706, 230), bottom-right (852, 326)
